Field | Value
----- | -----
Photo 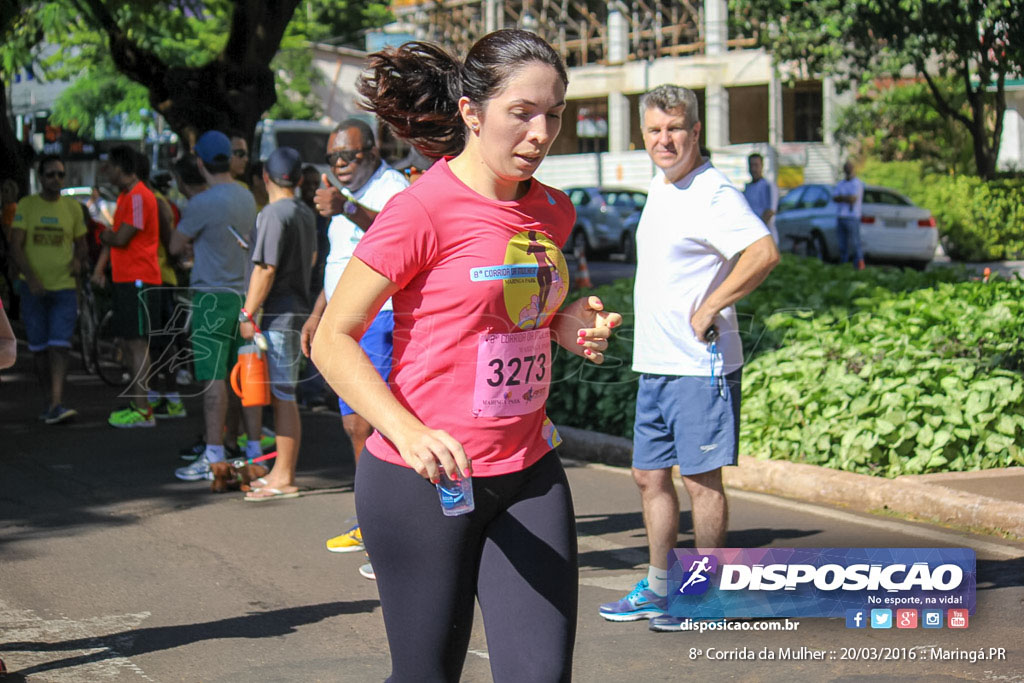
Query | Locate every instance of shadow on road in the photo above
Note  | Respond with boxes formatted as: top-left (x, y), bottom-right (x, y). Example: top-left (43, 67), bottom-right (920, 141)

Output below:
top-left (0, 600), bottom-right (378, 678)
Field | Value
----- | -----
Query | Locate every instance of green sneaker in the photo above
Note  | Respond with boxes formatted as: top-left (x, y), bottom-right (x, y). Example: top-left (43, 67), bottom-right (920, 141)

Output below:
top-left (153, 398), bottom-right (187, 420)
top-left (236, 433), bottom-right (276, 453)
top-left (109, 402), bottom-right (156, 428)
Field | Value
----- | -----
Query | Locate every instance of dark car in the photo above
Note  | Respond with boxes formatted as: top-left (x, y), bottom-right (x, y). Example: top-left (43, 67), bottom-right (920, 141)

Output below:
top-left (564, 186), bottom-right (646, 260)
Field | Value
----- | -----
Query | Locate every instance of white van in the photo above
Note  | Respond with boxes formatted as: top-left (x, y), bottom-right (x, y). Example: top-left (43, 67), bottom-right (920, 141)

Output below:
top-left (253, 120), bottom-right (333, 174)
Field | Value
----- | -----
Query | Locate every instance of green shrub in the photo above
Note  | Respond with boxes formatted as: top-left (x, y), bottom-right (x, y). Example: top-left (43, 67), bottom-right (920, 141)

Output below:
top-left (547, 255), bottom-right (1024, 476)
top-left (860, 161), bottom-right (1024, 261)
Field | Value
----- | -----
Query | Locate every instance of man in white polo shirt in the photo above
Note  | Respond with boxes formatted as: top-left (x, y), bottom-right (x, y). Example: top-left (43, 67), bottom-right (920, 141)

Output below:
top-left (598, 85), bottom-right (779, 631)
top-left (300, 119), bottom-right (408, 571)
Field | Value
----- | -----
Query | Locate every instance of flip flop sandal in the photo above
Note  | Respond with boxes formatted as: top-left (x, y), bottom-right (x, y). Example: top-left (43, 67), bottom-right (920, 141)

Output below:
top-left (244, 487), bottom-right (300, 502)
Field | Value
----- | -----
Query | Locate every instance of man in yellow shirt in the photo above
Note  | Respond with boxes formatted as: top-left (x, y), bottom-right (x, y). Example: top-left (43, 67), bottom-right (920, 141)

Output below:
top-left (9, 155), bottom-right (88, 423)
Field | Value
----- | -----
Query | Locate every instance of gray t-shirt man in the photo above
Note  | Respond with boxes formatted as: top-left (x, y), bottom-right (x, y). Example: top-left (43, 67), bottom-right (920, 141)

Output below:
top-left (176, 182), bottom-right (257, 294)
top-left (248, 197), bottom-right (317, 330)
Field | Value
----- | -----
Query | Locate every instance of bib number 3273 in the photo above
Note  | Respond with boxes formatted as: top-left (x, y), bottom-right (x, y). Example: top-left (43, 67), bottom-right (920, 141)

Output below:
top-left (472, 328), bottom-right (550, 417)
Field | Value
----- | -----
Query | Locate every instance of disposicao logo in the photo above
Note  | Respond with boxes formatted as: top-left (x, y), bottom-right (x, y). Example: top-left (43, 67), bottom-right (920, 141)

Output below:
top-left (666, 548), bottom-right (976, 619)
top-left (676, 555), bottom-right (718, 596)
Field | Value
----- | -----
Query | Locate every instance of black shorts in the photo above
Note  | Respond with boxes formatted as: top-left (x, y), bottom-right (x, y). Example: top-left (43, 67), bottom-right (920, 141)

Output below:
top-left (111, 281), bottom-right (162, 340)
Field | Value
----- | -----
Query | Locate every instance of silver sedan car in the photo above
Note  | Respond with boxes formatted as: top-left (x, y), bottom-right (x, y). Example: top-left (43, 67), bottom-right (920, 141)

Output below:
top-left (775, 184), bottom-right (939, 268)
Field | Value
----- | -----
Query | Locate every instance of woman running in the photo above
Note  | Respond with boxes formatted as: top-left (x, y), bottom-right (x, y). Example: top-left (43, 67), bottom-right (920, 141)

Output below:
top-left (311, 29), bottom-right (621, 682)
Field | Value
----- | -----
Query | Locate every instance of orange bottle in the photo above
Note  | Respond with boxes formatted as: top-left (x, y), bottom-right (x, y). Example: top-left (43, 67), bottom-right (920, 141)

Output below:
top-left (230, 344), bottom-right (271, 406)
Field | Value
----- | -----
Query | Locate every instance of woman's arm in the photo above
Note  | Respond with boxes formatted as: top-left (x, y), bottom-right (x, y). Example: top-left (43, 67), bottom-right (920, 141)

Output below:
top-left (0, 301), bottom-right (16, 369)
top-left (311, 257), bottom-right (470, 481)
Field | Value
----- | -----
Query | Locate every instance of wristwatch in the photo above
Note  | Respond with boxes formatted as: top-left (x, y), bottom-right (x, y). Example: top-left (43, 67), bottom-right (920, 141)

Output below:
top-left (343, 199), bottom-right (358, 216)
top-left (238, 310), bottom-right (250, 324)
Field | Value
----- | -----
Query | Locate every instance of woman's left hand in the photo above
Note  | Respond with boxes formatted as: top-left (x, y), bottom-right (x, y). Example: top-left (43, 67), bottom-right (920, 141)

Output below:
top-left (556, 295), bottom-right (622, 364)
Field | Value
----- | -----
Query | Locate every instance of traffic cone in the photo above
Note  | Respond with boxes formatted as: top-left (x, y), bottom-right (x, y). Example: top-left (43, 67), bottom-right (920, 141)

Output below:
top-left (983, 267), bottom-right (991, 283)
top-left (574, 245), bottom-right (593, 289)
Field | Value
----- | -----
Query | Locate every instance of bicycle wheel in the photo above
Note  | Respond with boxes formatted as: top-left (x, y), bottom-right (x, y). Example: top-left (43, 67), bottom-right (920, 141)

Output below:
top-left (94, 309), bottom-right (132, 387)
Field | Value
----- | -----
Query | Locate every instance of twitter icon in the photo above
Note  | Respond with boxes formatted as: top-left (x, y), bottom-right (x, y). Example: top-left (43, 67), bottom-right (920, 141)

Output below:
top-left (870, 609), bottom-right (892, 629)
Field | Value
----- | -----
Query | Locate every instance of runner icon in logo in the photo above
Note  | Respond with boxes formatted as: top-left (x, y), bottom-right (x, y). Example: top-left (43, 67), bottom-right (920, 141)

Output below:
top-left (677, 554), bottom-right (718, 595)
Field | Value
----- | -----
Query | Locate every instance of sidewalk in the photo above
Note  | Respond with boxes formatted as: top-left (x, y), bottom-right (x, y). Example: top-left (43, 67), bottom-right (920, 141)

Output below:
top-left (556, 425), bottom-right (1024, 540)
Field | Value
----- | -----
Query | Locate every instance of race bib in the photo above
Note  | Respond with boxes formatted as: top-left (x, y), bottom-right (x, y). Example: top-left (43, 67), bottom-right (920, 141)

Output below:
top-left (472, 328), bottom-right (550, 417)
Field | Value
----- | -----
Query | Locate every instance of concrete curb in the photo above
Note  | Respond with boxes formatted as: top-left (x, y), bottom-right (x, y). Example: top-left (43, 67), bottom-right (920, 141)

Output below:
top-left (556, 425), bottom-right (1024, 539)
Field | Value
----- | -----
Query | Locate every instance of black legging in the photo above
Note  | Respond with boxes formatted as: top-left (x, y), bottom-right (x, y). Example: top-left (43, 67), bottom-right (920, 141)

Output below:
top-left (356, 449), bottom-right (578, 683)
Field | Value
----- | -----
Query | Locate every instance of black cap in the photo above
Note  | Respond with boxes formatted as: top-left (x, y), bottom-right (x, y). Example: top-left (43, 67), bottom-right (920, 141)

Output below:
top-left (265, 147), bottom-right (303, 188)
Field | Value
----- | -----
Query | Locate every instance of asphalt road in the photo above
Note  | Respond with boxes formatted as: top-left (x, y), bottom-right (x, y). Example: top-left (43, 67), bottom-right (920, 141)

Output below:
top-left (1, 361), bottom-right (1022, 682)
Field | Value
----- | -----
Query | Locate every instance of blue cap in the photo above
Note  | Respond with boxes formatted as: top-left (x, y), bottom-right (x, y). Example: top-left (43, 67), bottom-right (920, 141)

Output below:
top-left (265, 147), bottom-right (303, 187)
top-left (194, 130), bottom-right (232, 165)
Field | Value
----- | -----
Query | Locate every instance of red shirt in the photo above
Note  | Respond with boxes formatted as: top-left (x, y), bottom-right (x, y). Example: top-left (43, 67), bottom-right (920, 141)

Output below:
top-left (111, 181), bottom-right (161, 284)
top-left (354, 159), bottom-right (575, 476)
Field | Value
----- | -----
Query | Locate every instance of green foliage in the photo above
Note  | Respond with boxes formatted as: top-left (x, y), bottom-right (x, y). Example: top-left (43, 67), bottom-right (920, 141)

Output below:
top-left (835, 79), bottom-right (975, 175)
top-left (861, 161), bottom-right (1024, 261)
top-left (733, 0), bottom-right (1024, 178)
top-left (547, 256), bottom-right (1024, 477)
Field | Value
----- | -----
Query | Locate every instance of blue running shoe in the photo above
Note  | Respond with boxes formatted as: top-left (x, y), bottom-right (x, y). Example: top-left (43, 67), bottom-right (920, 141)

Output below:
top-left (599, 578), bottom-right (667, 622)
top-left (649, 615), bottom-right (686, 632)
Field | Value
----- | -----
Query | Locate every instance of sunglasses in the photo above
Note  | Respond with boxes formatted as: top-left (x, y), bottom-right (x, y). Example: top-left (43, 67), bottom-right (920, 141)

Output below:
top-left (44, 171), bottom-right (66, 179)
top-left (326, 147), bottom-right (371, 166)
top-left (232, 149), bottom-right (249, 158)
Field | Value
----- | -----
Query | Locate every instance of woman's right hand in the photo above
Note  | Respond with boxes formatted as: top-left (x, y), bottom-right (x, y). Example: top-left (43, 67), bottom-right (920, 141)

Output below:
top-left (300, 314), bottom-right (320, 358)
top-left (394, 425), bottom-right (472, 484)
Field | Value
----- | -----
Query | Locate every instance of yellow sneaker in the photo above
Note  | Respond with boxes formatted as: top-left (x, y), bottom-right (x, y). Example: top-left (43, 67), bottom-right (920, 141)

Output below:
top-left (326, 525), bottom-right (363, 553)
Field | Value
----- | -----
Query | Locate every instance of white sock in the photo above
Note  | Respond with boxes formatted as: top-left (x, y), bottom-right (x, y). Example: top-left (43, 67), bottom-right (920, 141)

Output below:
top-left (245, 439), bottom-right (262, 459)
top-left (647, 565), bottom-right (668, 597)
top-left (205, 444), bottom-right (226, 464)
top-left (147, 390), bottom-right (161, 403)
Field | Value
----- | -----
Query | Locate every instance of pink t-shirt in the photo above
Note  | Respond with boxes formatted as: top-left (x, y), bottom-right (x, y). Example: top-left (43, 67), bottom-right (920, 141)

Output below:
top-left (354, 158), bottom-right (575, 476)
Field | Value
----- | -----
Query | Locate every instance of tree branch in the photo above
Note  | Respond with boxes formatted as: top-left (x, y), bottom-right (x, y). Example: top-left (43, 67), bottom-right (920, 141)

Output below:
top-left (918, 66), bottom-right (972, 129)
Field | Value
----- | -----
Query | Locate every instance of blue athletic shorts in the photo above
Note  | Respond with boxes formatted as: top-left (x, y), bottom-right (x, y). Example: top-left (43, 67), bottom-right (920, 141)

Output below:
top-left (632, 369), bottom-right (742, 476)
top-left (339, 310), bottom-right (393, 416)
top-left (17, 283), bottom-right (78, 352)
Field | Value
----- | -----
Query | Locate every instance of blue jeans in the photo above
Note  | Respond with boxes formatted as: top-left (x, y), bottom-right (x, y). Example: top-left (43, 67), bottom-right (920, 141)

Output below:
top-left (837, 216), bottom-right (863, 264)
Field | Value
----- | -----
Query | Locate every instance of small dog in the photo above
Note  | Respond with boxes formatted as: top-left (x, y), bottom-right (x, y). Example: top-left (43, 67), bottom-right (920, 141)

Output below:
top-left (209, 460), bottom-right (270, 493)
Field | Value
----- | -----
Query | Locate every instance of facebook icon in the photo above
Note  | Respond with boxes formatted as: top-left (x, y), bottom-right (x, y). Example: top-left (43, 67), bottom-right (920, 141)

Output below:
top-left (846, 609), bottom-right (867, 629)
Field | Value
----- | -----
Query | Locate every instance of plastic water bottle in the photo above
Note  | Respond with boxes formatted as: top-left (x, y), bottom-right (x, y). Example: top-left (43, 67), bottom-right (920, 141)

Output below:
top-left (436, 470), bottom-right (474, 516)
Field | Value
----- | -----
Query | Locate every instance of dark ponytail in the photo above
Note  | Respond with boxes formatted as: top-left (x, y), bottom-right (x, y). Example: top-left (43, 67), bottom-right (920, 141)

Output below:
top-left (359, 29), bottom-right (568, 158)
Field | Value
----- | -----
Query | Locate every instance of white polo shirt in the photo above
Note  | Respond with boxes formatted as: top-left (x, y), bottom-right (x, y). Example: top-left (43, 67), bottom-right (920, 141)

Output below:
top-left (633, 161), bottom-right (770, 377)
top-left (324, 161), bottom-right (409, 310)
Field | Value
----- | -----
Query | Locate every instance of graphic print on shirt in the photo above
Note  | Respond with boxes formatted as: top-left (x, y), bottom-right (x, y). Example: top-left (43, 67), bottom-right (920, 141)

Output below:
top-left (468, 229), bottom-right (569, 330)
top-left (469, 229), bottom-right (569, 417)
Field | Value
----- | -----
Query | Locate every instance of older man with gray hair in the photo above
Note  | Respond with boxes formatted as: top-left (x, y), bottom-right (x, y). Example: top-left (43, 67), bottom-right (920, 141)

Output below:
top-left (598, 85), bottom-right (779, 631)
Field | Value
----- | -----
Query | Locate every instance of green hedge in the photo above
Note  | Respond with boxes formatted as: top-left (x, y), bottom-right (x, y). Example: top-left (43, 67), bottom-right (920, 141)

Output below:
top-left (860, 160), bottom-right (1024, 261)
top-left (546, 255), bottom-right (1024, 477)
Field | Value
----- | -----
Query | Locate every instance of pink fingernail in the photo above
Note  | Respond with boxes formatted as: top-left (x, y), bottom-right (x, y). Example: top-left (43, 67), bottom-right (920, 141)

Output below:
top-left (584, 349), bottom-right (592, 356)
top-left (576, 338), bottom-right (584, 345)
top-left (578, 330), bottom-right (587, 337)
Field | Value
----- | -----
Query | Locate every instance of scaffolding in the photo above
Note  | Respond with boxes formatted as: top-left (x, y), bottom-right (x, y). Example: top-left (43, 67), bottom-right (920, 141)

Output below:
top-left (389, 0), bottom-right (731, 67)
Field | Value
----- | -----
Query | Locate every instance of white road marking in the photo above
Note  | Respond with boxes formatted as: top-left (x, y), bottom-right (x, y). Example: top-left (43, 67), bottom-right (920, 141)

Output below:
top-left (467, 648), bottom-right (490, 660)
top-left (0, 598), bottom-right (153, 681)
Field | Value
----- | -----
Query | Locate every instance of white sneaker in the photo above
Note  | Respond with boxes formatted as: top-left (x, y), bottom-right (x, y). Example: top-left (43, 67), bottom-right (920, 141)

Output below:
top-left (359, 562), bottom-right (376, 580)
top-left (175, 455), bottom-right (212, 482)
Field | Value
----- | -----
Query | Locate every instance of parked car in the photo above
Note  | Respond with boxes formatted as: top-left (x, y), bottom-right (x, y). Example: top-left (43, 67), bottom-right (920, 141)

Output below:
top-left (564, 186), bottom-right (646, 260)
top-left (253, 119), bottom-right (334, 175)
top-left (775, 183), bottom-right (939, 268)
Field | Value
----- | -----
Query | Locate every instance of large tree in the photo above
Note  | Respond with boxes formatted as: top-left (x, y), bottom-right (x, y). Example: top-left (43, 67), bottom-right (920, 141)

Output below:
top-left (2, 0), bottom-right (390, 176)
top-left (735, 0), bottom-right (1024, 179)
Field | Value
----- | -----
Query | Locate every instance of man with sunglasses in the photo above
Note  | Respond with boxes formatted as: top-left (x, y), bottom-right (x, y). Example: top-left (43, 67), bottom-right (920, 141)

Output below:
top-left (227, 130), bottom-right (251, 185)
top-left (301, 119), bottom-right (407, 568)
top-left (8, 155), bottom-right (88, 424)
